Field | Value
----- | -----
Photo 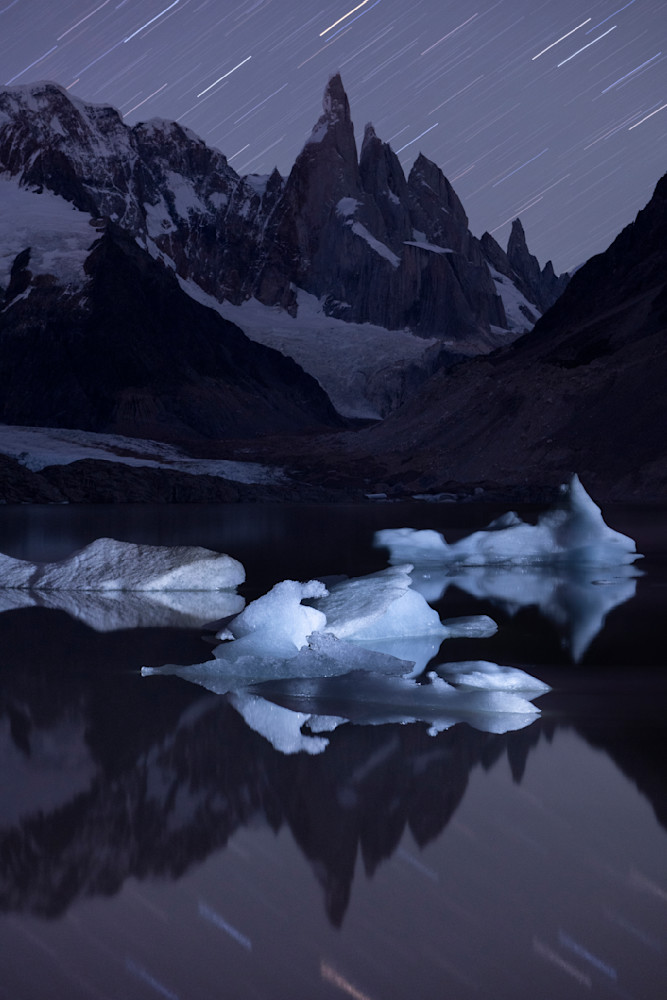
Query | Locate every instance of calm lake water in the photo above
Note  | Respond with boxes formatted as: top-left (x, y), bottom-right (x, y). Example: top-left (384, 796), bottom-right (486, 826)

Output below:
top-left (1, 502), bottom-right (666, 1000)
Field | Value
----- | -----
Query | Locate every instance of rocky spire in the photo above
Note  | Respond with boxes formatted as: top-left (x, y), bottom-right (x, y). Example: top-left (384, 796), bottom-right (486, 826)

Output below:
top-left (407, 153), bottom-right (471, 255)
top-left (303, 72), bottom-right (358, 171)
top-left (359, 123), bottom-right (411, 247)
top-left (507, 218), bottom-right (569, 312)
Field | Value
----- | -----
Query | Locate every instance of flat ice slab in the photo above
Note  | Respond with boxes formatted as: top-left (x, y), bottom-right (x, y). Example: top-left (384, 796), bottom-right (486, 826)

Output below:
top-left (376, 476), bottom-right (640, 567)
top-left (0, 537), bottom-right (245, 591)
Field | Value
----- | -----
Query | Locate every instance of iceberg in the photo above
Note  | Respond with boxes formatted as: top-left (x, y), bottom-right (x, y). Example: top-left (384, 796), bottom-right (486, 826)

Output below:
top-left (223, 579), bottom-right (327, 649)
top-left (310, 565), bottom-right (489, 674)
top-left (435, 660), bottom-right (551, 694)
top-left (143, 566), bottom-right (497, 690)
top-left (142, 631), bottom-right (417, 697)
top-left (312, 565), bottom-right (446, 641)
top-left (0, 537), bottom-right (245, 591)
top-left (375, 476), bottom-right (640, 567)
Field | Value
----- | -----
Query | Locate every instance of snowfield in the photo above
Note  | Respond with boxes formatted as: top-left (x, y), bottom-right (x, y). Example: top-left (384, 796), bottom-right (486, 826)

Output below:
top-left (0, 175), bottom-right (99, 293)
top-left (0, 424), bottom-right (287, 484)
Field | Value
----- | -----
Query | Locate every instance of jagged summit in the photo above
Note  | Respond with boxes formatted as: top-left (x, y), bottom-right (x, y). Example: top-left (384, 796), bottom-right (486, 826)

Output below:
top-left (322, 72), bottom-right (351, 122)
top-left (0, 74), bottom-right (573, 441)
top-left (0, 74), bottom-right (564, 341)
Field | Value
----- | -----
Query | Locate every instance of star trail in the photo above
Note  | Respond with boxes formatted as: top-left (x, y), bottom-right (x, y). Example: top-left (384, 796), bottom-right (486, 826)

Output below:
top-left (0, 0), bottom-right (664, 270)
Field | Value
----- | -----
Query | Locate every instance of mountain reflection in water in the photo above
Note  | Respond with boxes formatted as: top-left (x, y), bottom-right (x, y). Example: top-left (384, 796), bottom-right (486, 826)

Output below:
top-left (0, 502), bottom-right (665, 999)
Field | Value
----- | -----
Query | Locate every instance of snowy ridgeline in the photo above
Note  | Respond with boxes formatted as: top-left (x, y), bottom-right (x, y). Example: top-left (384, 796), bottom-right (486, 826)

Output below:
top-left (0, 478), bottom-right (641, 752)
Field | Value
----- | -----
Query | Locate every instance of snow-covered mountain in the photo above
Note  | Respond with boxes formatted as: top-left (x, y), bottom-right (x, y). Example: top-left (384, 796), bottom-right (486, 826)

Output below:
top-left (0, 75), bottom-right (567, 429)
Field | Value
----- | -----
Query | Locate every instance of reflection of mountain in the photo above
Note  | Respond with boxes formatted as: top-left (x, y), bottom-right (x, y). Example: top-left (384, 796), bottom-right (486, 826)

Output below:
top-left (0, 661), bottom-right (542, 927)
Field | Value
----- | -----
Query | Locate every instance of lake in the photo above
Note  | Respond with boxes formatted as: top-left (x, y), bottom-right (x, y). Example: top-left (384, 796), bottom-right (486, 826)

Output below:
top-left (1, 501), bottom-right (666, 999)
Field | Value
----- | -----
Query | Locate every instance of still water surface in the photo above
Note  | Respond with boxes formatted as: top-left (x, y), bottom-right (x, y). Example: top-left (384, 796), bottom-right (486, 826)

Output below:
top-left (0, 503), bottom-right (666, 999)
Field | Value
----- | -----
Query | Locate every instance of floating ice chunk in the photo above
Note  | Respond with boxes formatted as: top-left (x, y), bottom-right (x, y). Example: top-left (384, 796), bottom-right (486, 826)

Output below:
top-left (376, 476), bottom-right (640, 567)
top-left (250, 670), bottom-right (542, 736)
top-left (436, 660), bottom-right (551, 694)
top-left (227, 692), bottom-right (329, 755)
top-left (142, 632), bottom-right (415, 697)
top-left (225, 579), bottom-right (327, 649)
top-left (441, 615), bottom-right (498, 638)
top-left (0, 538), bottom-right (245, 591)
top-left (312, 565), bottom-right (445, 640)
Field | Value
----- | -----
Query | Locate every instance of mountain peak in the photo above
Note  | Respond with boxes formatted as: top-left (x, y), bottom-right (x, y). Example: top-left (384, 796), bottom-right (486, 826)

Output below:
top-left (322, 72), bottom-right (350, 122)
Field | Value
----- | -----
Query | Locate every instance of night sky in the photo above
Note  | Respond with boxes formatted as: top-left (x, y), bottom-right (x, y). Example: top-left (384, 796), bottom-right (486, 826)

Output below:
top-left (1, 0), bottom-right (664, 272)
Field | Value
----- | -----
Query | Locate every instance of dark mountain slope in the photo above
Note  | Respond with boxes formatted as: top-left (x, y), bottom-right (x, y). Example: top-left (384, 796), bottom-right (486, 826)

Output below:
top-left (348, 172), bottom-right (667, 500)
top-left (0, 222), bottom-right (342, 440)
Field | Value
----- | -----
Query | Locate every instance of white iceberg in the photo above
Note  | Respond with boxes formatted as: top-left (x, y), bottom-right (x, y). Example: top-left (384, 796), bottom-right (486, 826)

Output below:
top-left (142, 631), bottom-right (416, 697)
top-left (310, 565), bottom-right (489, 674)
top-left (0, 537), bottom-right (245, 591)
top-left (312, 565), bottom-right (446, 641)
top-left (143, 566), bottom-right (496, 690)
top-left (223, 578), bottom-right (327, 649)
top-left (435, 660), bottom-right (551, 694)
top-left (375, 476), bottom-right (640, 567)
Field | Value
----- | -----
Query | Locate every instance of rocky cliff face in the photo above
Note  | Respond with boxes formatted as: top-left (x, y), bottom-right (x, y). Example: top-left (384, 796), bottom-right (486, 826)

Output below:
top-left (0, 76), bottom-right (564, 353)
top-left (0, 219), bottom-right (342, 440)
top-left (349, 172), bottom-right (667, 500)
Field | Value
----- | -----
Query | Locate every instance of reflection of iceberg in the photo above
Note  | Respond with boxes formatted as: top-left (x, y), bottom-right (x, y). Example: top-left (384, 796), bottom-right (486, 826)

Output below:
top-left (409, 564), bottom-right (639, 662)
top-left (243, 668), bottom-right (546, 753)
top-left (0, 537), bottom-right (245, 590)
top-left (0, 588), bottom-right (245, 632)
top-left (375, 476), bottom-right (641, 567)
top-left (227, 692), bottom-right (337, 756)
top-left (142, 566), bottom-right (548, 753)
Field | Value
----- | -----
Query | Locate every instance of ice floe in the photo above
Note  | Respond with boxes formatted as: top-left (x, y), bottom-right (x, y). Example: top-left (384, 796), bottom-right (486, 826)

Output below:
top-left (0, 537), bottom-right (245, 591)
top-left (142, 563), bottom-right (548, 753)
top-left (142, 565), bottom-right (495, 692)
top-left (375, 476), bottom-right (640, 567)
top-left (435, 660), bottom-right (551, 694)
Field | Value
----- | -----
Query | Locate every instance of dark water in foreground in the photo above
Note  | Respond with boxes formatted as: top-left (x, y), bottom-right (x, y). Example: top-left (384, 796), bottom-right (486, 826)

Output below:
top-left (0, 503), bottom-right (666, 1000)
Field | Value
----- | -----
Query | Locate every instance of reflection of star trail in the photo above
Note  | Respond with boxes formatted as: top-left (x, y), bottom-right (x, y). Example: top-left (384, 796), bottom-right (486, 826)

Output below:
top-left (199, 901), bottom-right (252, 950)
top-left (321, 960), bottom-right (374, 1000)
